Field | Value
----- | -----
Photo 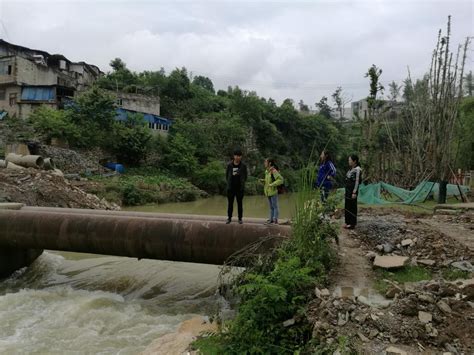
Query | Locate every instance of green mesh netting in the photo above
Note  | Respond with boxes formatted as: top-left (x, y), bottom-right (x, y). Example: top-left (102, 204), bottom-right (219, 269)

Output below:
top-left (336, 181), bottom-right (470, 205)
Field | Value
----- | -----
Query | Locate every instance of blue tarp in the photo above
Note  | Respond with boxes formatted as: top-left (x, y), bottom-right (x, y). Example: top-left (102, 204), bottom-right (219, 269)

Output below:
top-left (115, 108), bottom-right (172, 128)
top-left (0, 111), bottom-right (7, 120)
top-left (21, 87), bottom-right (55, 101)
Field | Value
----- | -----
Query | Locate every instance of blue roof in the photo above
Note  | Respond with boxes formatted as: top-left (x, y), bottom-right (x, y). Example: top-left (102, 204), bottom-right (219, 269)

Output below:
top-left (21, 87), bottom-right (55, 101)
top-left (116, 108), bottom-right (172, 125)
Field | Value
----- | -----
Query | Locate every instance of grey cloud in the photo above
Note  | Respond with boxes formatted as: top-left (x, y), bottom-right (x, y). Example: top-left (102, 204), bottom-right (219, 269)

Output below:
top-left (0, 0), bottom-right (472, 105)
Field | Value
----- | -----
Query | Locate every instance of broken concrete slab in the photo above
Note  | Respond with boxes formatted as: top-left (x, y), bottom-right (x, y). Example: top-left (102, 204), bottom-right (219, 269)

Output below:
top-left (418, 259), bottom-right (436, 266)
top-left (437, 300), bottom-right (452, 315)
top-left (401, 238), bottom-right (414, 247)
top-left (373, 255), bottom-right (409, 269)
top-left (418, 311), bottom-right (432, 324)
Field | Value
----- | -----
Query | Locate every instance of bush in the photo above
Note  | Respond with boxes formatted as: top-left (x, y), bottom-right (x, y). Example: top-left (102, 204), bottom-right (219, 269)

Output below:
top-left (29, 106), bottom-right (79, 144)
top-left (192, 160), bottom-right (226, 194)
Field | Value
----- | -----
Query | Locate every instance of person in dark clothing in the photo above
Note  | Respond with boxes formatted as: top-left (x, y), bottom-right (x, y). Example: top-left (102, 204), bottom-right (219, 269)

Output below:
top-left (344, 154), bottom-right (362, 229)
top-left (315, 150), bottom-right (337, 202)
top-left (226, 149), bottom-right (248, 224)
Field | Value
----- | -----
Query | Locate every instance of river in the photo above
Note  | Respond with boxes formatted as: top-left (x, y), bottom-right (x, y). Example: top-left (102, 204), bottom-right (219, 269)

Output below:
top-left (0, 195), bottom-right (295, 354)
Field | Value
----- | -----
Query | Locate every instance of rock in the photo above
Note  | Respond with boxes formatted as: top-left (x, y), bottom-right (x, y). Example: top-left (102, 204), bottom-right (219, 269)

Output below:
top-left (376, 244), bottom-right (384, 252)
top-left (370, 313), bottom-right (379, 321)
top-left (451, 261), bottom-right (474, 273)
top-left (283, 318), bottom-right (295, 327)
top-left (366, 251), bottom-right (377, 260)
top-left (385, 346), bottom-right (407, 355)
top-left (418, 259), bottom-right (436, 266)
top-left (315, 288), bottom-right (330, 298)
top-left (357, 295), bottom-right (371, 307)
top-left (418, 311), bottom-right (432, 324)
top-left (418, 293), bottom-right (435, 304)
top-left (337, 312), bottom-right (348, 326)
top-left (386, 285), bottom-right (403, 299)
top-left (462, 283), bottom-right (474, 301)
top-left (425, 323), bottom-right (438, 337)
top-left (369, 329), bottom-right (379, 338)
top-left (383, 243), bottom-right (394, 254)
top-left (437, 300), bottom-right (452, 315)
top-left (357, 331), bottom-right (369, 342)
top-left (401, 238), bottom-right (414, 247)
top-left (404, 283), bottom-right (416, 294)
top-left (373, 255), bottom-right (409, 269)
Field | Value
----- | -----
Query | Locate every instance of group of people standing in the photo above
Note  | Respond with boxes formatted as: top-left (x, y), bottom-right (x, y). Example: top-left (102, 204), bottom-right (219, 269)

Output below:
top-left (225, 149), bottom-right (283, 225)
top-left (225, 148), bottom-right (362, 229)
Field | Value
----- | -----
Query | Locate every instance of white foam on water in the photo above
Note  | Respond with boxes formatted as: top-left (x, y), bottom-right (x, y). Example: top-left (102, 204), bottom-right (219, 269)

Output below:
top-left (0, 251), bottom-right (222, 354)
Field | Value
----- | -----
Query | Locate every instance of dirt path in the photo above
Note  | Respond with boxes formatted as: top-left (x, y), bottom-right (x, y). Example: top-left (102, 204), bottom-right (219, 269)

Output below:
top-left (331, 226), bottom-right (373, 289)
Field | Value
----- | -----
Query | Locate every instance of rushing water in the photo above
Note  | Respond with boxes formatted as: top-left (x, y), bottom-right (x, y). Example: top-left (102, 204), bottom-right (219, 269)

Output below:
top-left (0, 195), bottom-right (295, 354)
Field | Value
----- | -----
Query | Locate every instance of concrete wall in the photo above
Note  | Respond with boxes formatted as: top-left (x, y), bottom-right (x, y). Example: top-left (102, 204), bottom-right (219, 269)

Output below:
top-left (15, 56), bottom-right (58, 86)
top-left (118, 93), bottom-right (161, 115)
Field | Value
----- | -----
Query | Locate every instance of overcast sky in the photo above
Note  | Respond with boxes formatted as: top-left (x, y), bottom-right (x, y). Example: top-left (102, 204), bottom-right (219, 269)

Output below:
top-left (0, 0), bottom-right (472, 107)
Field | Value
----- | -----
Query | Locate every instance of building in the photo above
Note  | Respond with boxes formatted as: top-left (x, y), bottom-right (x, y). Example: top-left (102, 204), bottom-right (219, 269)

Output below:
top-left (0, 39), bottom-right (101, 119)
top-left (0, 39), bottom-right (171, 135)
top-left (113, 91), bottom-right (172, 136)
top-left (351, 98), bottom-right (403, 121)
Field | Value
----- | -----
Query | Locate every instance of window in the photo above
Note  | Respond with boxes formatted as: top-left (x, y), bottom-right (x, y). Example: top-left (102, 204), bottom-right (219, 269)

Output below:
top-left (0, 89), bottom-right (5, 100)
top-left (116, 98), bottom-right (123, 106)
top-left (9, 93), bottom-right (17, 106)
top-left (0, 62), bottom-right (12, 75)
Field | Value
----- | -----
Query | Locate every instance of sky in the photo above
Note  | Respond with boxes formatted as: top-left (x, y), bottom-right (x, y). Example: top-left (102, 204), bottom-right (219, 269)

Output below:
top-left (0, 0), bottom-right (473, 107)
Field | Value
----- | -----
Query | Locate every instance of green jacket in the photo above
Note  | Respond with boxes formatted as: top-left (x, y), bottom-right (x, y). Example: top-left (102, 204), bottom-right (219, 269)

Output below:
top-left (264, 169), bottom-right (284, 197)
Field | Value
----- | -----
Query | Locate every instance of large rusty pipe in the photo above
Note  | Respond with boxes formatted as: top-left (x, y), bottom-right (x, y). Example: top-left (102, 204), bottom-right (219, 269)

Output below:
top-left (21, 207), bottom-right (281, 225)
top-left (0, 210), bottom-right (290, 265)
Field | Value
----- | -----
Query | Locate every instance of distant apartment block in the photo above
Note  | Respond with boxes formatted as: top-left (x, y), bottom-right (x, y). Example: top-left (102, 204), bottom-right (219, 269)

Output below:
top-left (351, 98), bottom-right (402, 121)
top-left (0, 39), bottom-right (101, 119)
top-left (113, 91), bottom-right (172, 136)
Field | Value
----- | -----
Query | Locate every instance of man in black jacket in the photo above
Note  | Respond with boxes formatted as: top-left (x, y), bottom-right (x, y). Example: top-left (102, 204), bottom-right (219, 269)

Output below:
top-left (226, 149), bottom-right (248, 224)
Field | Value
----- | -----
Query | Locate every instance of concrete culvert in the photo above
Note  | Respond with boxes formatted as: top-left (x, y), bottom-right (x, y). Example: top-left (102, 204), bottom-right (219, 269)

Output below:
top-left (43, 158), bottom-right (55, 170)
top-left (6, 153), bottom-right (44, 169)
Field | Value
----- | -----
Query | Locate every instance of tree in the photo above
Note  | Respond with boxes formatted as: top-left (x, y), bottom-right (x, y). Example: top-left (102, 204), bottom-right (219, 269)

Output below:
top-left (331, 87), bottom-right (351, 120)
top-left (162, 133), bottom-right (198, 176)
top-left (192, 75), bottom-right (215, 94)
top-left (110, 113), bottom-right (152, 166)
top-left (315, 96), bottom-right (332, 119)
top-left (464, 71), bottom-right (473, 97)
top-left (388, 81), bottom-right (401, 102)
top-left (110, 58), bottom-right (127, 72)
top-left (298, 100), bottom-right (309, 113)
top-left (67, 87), bottom-right (116, 147)
top-left (29, 106), bottom-right (79, 144)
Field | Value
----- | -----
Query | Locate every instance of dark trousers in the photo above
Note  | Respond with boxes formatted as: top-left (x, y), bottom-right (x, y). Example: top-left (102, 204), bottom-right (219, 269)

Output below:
top-left (344, 193), bottom-right (358, 226)
top-left (227, 189), bottom-right (244, 220)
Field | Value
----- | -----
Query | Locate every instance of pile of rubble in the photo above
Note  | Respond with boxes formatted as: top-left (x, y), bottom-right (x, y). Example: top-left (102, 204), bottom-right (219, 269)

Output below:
top-left (0, 168), bottom-right (119, 209)
top-left (355, 216), bottom-right (472, 271)
top-left (38, 145), bottom-right (107, 175)
top-left (310, 278), bottom-right (474, 353)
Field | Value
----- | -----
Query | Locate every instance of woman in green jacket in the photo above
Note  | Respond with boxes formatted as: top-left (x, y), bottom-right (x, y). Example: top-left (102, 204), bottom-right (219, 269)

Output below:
top-left (263, 159), bottom-right (284, 225)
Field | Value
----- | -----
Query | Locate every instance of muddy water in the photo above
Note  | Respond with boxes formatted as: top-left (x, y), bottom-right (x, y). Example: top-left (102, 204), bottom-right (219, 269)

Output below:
top-left (0, 195), bottom-right (296, 353)
top-left (124, 194), bottom-right (297, 220)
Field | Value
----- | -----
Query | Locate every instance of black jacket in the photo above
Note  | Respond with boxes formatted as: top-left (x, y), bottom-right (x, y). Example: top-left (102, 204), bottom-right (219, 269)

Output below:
top-left (226, 161), bottom-right (248, 192)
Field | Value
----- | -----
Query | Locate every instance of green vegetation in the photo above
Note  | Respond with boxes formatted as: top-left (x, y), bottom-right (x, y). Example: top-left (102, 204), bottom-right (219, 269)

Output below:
top-left (89, 168), bottom-right (204, 206)
top-left (191, 165), bottom-right (337, 353)
top-left (374, 266), bottom-right (432, 294)
top-left (441, 267), bottom-right (472, 281)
